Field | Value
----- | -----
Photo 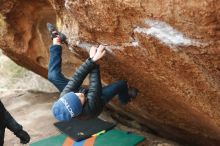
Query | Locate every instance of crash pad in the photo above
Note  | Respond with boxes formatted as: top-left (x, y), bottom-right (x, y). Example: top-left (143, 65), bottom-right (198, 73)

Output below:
top-left (30, 134), bottom-right (66, 146)
top-left (54, 118), bottom-right (116, 141)
top-left (30, 129), bottom-right (144, 146)
top-left (30, 134), bottom-right (96, 146)
top-left (94, 129), bottom-right (145, 146)
top-left (62, 129), bottom-right (144, 146)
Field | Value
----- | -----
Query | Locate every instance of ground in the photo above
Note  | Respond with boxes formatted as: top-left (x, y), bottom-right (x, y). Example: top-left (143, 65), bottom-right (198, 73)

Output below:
top-left (1, 90), bottom-right (181, 146)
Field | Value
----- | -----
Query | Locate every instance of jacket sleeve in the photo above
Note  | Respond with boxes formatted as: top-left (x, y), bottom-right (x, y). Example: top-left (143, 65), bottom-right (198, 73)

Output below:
top-left (60, 58), bottom-right (97, 97)
top-left (86, 66), bottom-right (103, 113)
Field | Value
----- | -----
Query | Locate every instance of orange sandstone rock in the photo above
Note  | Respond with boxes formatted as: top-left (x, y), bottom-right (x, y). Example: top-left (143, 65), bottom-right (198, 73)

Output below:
top-left (0, 0), bottom-right (220, 145)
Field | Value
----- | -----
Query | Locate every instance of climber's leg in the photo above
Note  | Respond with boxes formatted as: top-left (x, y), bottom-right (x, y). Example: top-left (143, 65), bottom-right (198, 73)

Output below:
top-left (47, 23), bottom-right (70, 92)
top-left (48, 44), bottom-right (70, 92)
top-left (101, 80), bottom-right (138, 105)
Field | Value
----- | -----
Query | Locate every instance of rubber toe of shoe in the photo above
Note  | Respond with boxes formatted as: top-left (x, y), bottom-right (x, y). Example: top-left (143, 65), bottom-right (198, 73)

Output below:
top-left (128, 87), bottom-right (139, 99)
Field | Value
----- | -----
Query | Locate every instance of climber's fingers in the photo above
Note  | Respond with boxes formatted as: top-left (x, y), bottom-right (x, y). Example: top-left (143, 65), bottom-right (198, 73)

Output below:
top-left (90, 46), bottom-right (97, 58)
top-left (97, 45), bottom-right (105, 53)
top-left (92, 45), bottom-right (106, 62)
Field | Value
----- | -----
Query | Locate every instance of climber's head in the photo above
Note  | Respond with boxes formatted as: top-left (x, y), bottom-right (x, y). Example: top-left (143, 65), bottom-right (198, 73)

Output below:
top-left (51, 92), bottom-right (85, 121)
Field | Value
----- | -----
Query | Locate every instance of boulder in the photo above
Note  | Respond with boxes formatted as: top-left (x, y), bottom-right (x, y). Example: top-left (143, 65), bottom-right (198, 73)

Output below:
top-left (0, 0), bottom-right (220, 145)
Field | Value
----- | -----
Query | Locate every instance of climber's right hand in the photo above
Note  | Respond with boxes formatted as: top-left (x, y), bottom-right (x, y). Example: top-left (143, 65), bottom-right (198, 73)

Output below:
top-left (91, 45), bottom-right (106, 62)
top-left (90, 46), bottom-right (97, 59)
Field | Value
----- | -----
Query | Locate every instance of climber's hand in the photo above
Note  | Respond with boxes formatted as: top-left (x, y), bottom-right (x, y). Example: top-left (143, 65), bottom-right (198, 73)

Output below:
top-left (91, 45), bottom-right (106, 62)
top-left (15, 130), bottom-right (30, 144)
top-left (89, 46), bottom-right (97, 59)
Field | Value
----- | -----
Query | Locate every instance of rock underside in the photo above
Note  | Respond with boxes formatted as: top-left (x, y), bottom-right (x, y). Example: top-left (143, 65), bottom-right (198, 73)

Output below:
top-left (0, 0), bottom-right (220, 145)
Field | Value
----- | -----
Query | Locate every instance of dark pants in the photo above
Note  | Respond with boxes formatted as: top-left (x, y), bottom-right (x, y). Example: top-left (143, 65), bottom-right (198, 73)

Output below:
top-left (0, 101), bottom-right (6, 146)
top-left (48, 45), bottom-right (129, 104)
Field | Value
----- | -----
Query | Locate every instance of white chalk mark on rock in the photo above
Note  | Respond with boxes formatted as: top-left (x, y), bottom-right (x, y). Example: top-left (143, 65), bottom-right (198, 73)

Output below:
top-left (134, 19), bottom-right (206, 49)
top-left (64, 0), bottom-right (71, 10)
top-left (132, 40), bottom-right (139, 47)
top-left (72, 39), bottom-right (139, 55)
top-left (76, 41), bottom-right (93, 53)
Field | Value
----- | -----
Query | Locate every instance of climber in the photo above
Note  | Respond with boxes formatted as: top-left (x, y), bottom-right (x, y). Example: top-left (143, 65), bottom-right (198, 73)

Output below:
top-left (47, 23), bottom-right (138, 121)
top-left (0, 100), bottom-right (30, 145)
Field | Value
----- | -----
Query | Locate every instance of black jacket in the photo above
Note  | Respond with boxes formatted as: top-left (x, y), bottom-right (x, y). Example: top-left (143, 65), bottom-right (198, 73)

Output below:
top-left (0, 101), bottom-right (6, 146)
top-left (60, 58), bottom-right (103, 120)
top-left (0, 101), bottom-right (23, 145)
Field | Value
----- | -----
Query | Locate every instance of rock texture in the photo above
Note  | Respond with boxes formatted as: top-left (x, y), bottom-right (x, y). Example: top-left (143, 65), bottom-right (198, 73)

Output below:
top-left (0, 0), bottom-right (220, 145)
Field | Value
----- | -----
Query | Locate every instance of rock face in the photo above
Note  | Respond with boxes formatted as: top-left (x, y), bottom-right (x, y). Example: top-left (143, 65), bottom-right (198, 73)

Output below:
top-left (0, 0), bottom-right (220, 145)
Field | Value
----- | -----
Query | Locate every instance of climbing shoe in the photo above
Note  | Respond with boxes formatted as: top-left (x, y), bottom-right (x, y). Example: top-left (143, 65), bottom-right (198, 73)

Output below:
top-left (4, 111), bottom-right (30, 144)
top-left (47, 22), bottom-right (67, 44)
top-left (128, 87), bottom-right (139, 101)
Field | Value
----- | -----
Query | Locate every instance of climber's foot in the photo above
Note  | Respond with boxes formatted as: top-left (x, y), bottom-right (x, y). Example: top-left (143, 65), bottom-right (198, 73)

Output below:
top-left (128, 87), bottom-right (139, 102)
top-left (121, 87), bottom-right (138, 105)
top-left (47, 23), bottom-right (67, 44)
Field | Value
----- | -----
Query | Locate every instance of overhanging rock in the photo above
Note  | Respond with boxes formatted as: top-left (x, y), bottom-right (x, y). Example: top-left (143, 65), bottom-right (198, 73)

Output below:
top-left (0, 0), bottom-right (220, 145)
